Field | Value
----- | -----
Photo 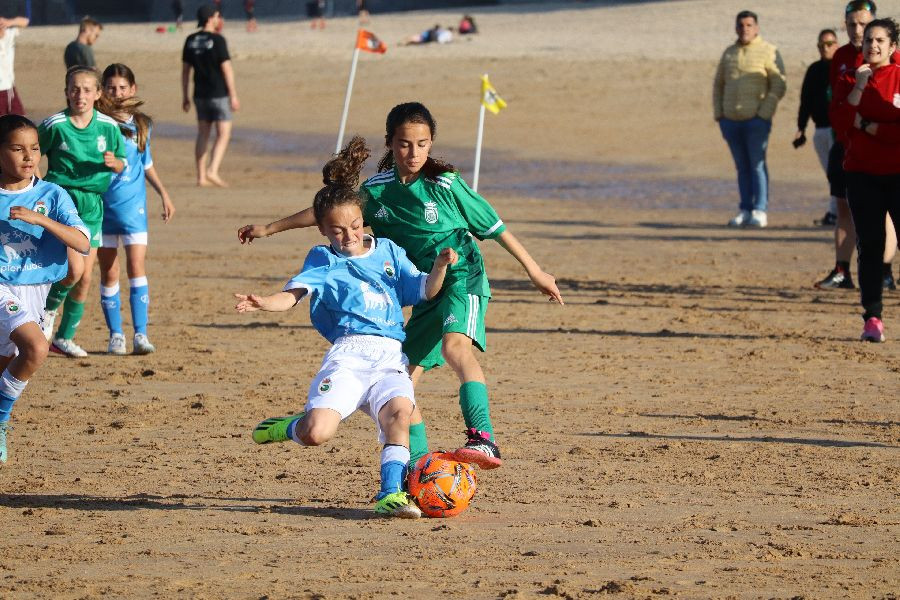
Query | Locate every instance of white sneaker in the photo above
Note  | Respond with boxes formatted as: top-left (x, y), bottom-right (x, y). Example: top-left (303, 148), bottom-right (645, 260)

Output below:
top-left (40, 309), bottom-right (57, 341)
top-left (107, 333), bottom-right (127, 355)
top-left (133, 333), bottom-right (155, 355)
top-left (747, 210), bottom-right (768, 228)
top-left (728, 211), bottom-right (751, 227)
top-left (50, 337), bottom-right (88, 358)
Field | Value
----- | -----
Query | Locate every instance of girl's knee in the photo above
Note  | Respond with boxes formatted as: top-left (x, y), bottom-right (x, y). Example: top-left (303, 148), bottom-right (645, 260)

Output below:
top-left (18, 335), bottom-right (48, 367)
top-left (297, 423), bottom-right (333, 446)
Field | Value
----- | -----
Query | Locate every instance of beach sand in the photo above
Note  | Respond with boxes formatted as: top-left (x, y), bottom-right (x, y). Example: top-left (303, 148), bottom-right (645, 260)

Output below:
top-left (1, 1), bottom-right (898, 597)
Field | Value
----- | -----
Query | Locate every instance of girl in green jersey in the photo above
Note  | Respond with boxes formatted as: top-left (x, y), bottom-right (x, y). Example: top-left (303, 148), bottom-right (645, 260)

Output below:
top-left (39, 66), bottom-right (126, 357)
top-left (239, 102), bottom-right (563, 470)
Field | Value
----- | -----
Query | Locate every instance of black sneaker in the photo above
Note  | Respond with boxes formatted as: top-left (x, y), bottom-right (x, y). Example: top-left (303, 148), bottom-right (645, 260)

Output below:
top-left (885, 273), bottom-right (897, 291)
top-left (815, 268), bottom-right (855, 289)
top-left (814, 212), bottom-right (838, 227)
top-left (450, 428), bottom-right (502, 469)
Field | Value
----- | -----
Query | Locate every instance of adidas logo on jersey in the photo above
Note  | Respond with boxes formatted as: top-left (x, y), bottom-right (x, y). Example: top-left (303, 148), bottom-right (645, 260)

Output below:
top-left (58, 141), bottom-right (69, 152)
top-left (374, 206), bottom-right (388, 220)
top-left (443, 314), bottom-right (458, 326)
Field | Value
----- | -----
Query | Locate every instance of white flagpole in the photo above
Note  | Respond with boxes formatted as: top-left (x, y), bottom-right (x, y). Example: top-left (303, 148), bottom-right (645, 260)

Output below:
top-left (473, 102), bottom-right (486, 192)
top-left (336, 46), bottom-right (360, 153)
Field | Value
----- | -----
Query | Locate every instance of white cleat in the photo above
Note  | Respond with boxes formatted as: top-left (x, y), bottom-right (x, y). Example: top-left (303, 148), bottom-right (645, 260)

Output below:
top-left (50, 337), bottom-right (88, 358)
top-left (728, 210), bottom-right (751, 227)
top-left (133, 333), bottom-right (155, 355)
top-left (107, 333), bottom-right (127, 355)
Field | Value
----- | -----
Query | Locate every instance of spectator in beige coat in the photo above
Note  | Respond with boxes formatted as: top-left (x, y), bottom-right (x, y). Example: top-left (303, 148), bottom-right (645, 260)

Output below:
top-left (714, 10), bottom-right (786, 228)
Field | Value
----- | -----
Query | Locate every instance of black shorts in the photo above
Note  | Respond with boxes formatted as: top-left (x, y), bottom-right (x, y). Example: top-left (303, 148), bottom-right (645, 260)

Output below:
top-left (827, 141), bottom-right (846, 199)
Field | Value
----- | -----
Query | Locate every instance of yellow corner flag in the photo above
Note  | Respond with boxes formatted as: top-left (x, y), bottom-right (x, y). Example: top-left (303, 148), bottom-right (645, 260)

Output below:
top-left (481, 74), bottom-right (507, 114)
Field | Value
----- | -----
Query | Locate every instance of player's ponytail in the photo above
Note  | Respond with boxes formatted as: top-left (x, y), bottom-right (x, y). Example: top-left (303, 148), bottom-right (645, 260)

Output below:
top-left (100, 63), bottom-right (152, 152)
top-left (313, 135), bottom-right (370, 224)
top-left (378, 101), bottom-right (456, 178)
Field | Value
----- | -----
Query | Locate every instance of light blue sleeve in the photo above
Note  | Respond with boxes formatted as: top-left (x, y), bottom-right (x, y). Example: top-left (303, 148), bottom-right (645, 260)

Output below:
top-left (391, 241), bottom-right (428, 306)
top-left (50, 187), bottom-right (90, 254)
top-left (283, 246), bottom-right (332, 300)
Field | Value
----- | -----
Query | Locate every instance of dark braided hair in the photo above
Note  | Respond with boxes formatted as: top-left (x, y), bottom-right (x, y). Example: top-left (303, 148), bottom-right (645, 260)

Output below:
top-left (313, 135), bottom-right (370, 224)
top-left (376, 102), bottom-right (456, 178)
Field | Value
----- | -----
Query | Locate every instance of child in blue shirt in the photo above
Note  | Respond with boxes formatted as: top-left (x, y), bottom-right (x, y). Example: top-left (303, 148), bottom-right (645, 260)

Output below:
top-left (0, 114), bottom-right (90, 463)
top-left (235, 136), bottom-right (457, 518)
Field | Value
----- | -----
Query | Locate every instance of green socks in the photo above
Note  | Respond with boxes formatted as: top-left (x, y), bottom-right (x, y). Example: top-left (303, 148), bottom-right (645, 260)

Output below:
top-left (56, 297), bottom-right (85, 340)
top-left (408, 421), bottom-right (429, 466)
top-left (459, 381), bottom-right (494, 440)
top-left (45, 282), bottom-right (74, 312)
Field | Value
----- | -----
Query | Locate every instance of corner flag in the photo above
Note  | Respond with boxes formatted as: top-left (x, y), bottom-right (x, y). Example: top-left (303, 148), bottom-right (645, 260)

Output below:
top-left (480, 74), bottom-right (506, 114)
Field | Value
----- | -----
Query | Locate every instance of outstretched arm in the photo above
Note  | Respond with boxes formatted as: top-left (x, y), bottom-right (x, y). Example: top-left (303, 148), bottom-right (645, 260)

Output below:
top-left (495, 229), bottom-right (564, 304)
top-left (9, 207), bottom-right (89, 254)
top-left (145, 165), bottom-right (175, 222)
top-left (234, 289), bottom-right (306, 313)
top-left (238, 206), bottom-right (316, 243)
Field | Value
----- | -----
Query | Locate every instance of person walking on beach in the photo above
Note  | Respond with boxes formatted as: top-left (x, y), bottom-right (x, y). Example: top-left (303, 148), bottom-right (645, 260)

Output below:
top-left (832, 17), bottom-right (900, 341)
top-left (795, 29), bottom-right (839, 227)
top-left (815, 0), bottom-right (898, 291)
top-left (63, 17), bottom-right (101, 69)
top-left (181, 4), bottom-right (239, 187)
top-left (713, 10), bottom-right (786, 229)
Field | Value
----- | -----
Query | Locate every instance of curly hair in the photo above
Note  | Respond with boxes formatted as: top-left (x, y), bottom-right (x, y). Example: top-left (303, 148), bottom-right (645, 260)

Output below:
top-left (313, 135), bottom-right (370, 224)
top-left (375, 101), bottom-right (456, 178)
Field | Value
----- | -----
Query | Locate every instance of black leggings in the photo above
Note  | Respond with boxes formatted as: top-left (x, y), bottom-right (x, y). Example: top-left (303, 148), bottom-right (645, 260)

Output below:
top-left (846, 171), bottom-right (900, 321)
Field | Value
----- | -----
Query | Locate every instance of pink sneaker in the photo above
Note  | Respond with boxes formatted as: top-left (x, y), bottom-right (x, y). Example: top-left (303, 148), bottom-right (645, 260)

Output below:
top-left (861, 317), bottom-right (885, 343)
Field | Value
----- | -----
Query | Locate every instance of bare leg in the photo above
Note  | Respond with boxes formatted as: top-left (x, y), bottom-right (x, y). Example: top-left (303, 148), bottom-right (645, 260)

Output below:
top-left (294, 408), bottom-right (341, 446)
top-left (97, 247), bottom-right (119, 288)
top-left (195, 120), bottom-right (213, 186)
top-left (836, 196), bottom-right (856, 263)
top-left (69, 248), bottom-right (98, 303)
top-left (206, 119), bottom-right (232, 187)
top-left (884, 213), bottom-right (897, 263)
top-left (124, 244), bottom-right (148, 279)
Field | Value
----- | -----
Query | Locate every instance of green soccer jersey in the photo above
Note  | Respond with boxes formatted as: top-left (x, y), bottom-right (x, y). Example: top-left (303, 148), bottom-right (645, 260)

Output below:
top-left (38, 109), bottom-right (126, 194)
top-left (361, 167), bottom-right (507, 297)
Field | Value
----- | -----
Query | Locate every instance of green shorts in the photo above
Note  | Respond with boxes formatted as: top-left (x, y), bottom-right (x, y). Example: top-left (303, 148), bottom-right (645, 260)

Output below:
top-left (67, 188), bottom-right (104, 248)
top-left (403, 285), bottom-right (488, 371)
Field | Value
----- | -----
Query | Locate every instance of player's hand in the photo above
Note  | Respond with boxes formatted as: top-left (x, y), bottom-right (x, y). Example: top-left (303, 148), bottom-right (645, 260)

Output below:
top-left (103, 151), bottom-right (123, 172)
top-left (182, 98), bottom-right (190, 113)
top-left (434, 247), bottom-right (458, 268)
top-left (8, 206), bottom-right (43, 226)
top-left (238, 224), bottom-right (268, 244)
top-left (161, 194), bottom-right (175, 223)
top-left (230, 96), bottom-right (240, 112)
top-left (530, 269), bottom-right (564, 305)
top-left (234, 293), bottom-right (264, 312)
top-left (855, 64), bottom-right (873, 88)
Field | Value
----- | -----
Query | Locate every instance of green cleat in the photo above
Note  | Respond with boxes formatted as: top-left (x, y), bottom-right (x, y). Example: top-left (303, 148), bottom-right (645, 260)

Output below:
top-left (0, 422), bottom-right (9, 464)
top-left (374, 491), bottom-right (421, 519)
top-left (252, 414), bottom-right (304, 444)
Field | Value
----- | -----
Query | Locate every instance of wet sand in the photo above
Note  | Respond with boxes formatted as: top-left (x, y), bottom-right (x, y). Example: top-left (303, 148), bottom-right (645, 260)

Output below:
top-left (1, 1), bottom-right (898, 598)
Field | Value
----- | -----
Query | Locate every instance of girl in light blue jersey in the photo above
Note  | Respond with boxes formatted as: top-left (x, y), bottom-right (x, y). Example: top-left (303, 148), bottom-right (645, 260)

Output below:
top-left (235, 136), bottom-right (457, 518)
top-left (98, 64), bottom-right (175, 356)
top-left (0, 115), bottom-right (90, 463)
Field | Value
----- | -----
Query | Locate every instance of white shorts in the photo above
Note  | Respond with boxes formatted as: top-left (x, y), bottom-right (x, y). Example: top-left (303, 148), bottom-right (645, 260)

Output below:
top-left (0, 283), bottom-right (50, 357)
top-left (306, 335), bottom-right (415, 444)
top-left (102, 232), bottom-right (148, 248)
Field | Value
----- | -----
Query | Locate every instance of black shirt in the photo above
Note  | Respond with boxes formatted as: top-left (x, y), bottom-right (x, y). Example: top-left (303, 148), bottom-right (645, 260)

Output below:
top-left (798, 58), bottom-right (831, 130)
top-left (182, 31), bottom-right (231, 99)
top-left (63, 41), bottom-right (95, 69)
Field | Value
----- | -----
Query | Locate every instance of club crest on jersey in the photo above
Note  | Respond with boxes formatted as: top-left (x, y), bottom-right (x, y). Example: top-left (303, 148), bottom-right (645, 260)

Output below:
top-left (58, 141), bottom-right (69, 152)
top-left (374, 206), bottom-right (388, 220)
top-left (424, 201), bottom-right (438, 224)
top-left (97, 135), bottom-right (107, 152)
top-left (318, 377), bottom-right (332, 393)
top-left (34, 201), bottom-right (47, 216)
top-left (384, 261), bottom-right (395, 277)
top-left (5, 300), bottom-right (19, 314)
top-left (894, 93), bottom-right (900, 108)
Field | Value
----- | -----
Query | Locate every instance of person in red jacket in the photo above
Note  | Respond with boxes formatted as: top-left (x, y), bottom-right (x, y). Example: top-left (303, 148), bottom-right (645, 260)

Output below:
top-left (817, 0), bottom-right (898, 291)
top-left (835, 17), bottom-right (900, 342)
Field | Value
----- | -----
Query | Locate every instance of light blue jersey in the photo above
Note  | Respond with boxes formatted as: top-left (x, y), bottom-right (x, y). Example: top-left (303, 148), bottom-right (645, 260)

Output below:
top-left (0, 177), bottom-right (88, 285)
top-left (103, 120), bottom-right (153, 235)
top-left (284, 236), bottom-right (428, 344)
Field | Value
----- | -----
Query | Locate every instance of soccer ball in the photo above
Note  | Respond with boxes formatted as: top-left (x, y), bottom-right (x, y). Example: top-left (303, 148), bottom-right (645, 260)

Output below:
top-left (408, 452), bottom-right (477, 518)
